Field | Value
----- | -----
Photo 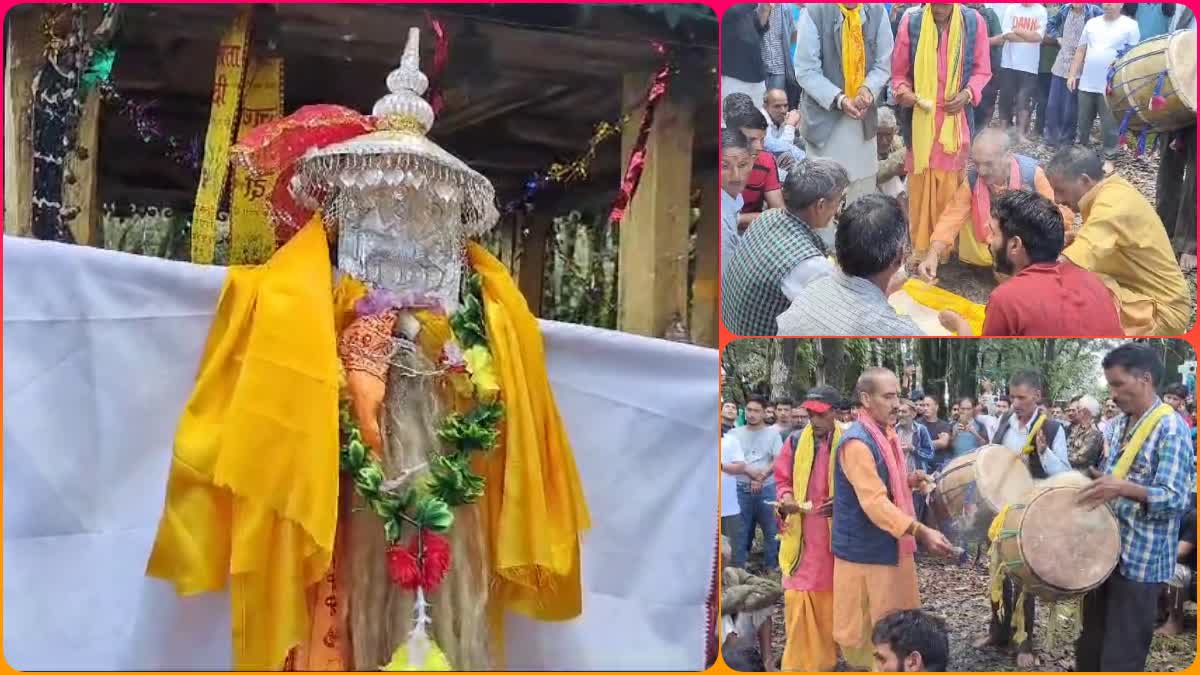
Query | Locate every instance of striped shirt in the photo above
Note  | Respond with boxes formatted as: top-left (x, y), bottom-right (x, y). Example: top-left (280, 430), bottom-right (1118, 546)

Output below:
top-left (1101, 398), bottom-right (1196, 584)
top-left (776, 271), bottom-right (922, 336)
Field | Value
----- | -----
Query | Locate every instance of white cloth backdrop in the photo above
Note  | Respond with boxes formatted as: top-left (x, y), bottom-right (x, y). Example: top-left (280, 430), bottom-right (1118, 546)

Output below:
top-left (3, 237), bottom-right (717, 671)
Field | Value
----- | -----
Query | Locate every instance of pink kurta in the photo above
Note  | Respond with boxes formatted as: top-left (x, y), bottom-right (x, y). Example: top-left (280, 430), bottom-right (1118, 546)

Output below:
top-left (775, 435), bottom-right (834, 592)
top-left (891, 10), bottom-right (993, 174)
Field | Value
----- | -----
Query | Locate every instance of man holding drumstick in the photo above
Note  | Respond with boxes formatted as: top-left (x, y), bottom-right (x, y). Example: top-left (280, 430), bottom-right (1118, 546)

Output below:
top-left (1076, 343), bottom-right (1195, 671)
top-left (831, 368), bottom-right (955, 669)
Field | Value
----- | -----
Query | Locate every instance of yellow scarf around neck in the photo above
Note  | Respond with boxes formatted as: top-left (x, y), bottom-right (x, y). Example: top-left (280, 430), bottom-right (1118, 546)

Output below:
top-left (912, 4), bottom-right (965, 175)
top-left (778, 424), bottom-right (841, 576)
top-left (146, 218), bottom-right (342, 670)
top-left (839, 4), bottom-right (866, 97)
top-left (1112, 403), bottom-right (1175, 479)
top-left (467, 242), bottom-right (591, 666)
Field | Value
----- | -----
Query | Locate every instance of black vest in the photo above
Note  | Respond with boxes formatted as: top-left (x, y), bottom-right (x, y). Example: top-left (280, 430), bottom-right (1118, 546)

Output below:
top-left (991, 410), bottom-right (1064, 479)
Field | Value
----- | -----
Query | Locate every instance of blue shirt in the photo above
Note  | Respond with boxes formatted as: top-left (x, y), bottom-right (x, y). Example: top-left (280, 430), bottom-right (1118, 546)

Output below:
top-left (1135, 3), bottom-right (1170, 40)
top-left (721, 189), bottom-right (744, 268)
top-left (1101, 398), bottom-right (1196, 583)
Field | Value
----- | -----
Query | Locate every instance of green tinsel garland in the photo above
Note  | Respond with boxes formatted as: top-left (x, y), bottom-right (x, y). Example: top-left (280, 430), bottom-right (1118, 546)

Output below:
top-left (338, 273), bottom-right (504, 545)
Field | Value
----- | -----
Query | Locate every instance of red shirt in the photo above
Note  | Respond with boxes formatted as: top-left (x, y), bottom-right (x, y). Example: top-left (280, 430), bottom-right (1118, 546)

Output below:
top-left (982, 261), bottom-right (1123, 336)
top-left (741, 151), bottom-right (781, 214)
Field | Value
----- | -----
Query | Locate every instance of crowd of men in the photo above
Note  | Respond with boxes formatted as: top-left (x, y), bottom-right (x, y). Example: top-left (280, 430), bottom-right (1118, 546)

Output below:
top-left (720, 342), bottom-right (1196, 671)
top-left (720, 3), bottom-right (1197, 337)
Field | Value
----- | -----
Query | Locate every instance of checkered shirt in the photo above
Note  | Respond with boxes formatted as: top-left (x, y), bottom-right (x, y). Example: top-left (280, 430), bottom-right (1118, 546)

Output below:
top-left (1101, 398), bottom-right (1196, 584)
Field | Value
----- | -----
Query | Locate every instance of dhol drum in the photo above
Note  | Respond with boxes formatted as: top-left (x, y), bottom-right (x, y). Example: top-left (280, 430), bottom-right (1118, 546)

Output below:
top-left (1106, 30), bottom-right (1197, 138)
top-left (991, 484), bottom-right (1121, 602)
top-left (930, 444), bottom-right (1034, 541)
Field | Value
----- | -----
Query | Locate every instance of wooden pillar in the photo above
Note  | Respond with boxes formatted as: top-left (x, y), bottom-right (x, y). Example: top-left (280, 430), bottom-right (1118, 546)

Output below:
top-left (691, 171), bottom-right (719, 347)
top-left (4, 9), bottom-right (40, 237)
top-left (616, 72), bottom-right (695, 338)
top-left (517, 211), bottom-right (550, 316)
top-left (62, 90), bottom-right (102, 245)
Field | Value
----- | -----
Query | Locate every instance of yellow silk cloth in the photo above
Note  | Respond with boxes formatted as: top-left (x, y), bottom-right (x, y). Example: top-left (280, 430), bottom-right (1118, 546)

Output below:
top-left (1020, 412), bottom-right (1048, 455)
top-left (466, 242), bottom-right (592, 661)
top-left (912, 4), bottom-right (964, 175)
top-left (778, 425), bottom-right (841, 576)
top-left (838, 4), bottom-right (866, 96)
top-left (146, 219), bottom-right (345, 671)
top-left (1112, 403), bottom-right (1174, 480)
top-left (900, 279), bottom-right (986, 335)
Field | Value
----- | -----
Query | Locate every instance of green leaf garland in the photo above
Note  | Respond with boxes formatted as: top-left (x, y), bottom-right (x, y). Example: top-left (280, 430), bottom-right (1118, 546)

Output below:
top-left (338, 272), bottom-right (503, 558)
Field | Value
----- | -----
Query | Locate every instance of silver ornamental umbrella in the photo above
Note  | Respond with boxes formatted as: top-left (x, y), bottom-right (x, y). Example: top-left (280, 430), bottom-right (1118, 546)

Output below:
top-left (291, 27), bottom-right (500, 307)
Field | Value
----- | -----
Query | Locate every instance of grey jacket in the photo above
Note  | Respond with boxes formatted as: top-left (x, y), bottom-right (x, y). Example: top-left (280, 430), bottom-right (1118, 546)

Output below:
top-left (793, 4), bottom-right (894, 149)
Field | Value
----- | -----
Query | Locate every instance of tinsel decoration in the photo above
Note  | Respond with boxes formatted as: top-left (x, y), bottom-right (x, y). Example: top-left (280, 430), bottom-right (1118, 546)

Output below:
top-left (501, 43), bottom-right (673, 214)
top-left (31, 4), bottom-right (86, 242)
top-left (608, 42), bottom-right (674, 226)
top-left (425, 12), bottom-right (449, 116)
top-left (98, 82), bottom-right (202, 169)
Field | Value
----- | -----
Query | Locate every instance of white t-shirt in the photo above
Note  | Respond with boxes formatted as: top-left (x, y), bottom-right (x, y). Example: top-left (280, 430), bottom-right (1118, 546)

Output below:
top-left (721, 433), bottom-right (746, 518)
top-left (1001, 4), bottom-right (1048, 74)
top-left (726, 425), bottom-right (784, 487)
top-left (1079, 15), bottom-right (1141, 94)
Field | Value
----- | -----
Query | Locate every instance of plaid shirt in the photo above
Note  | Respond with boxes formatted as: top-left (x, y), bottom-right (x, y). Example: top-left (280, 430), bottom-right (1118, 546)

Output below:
top-left (1101, 398), bottom-right (1196, 584)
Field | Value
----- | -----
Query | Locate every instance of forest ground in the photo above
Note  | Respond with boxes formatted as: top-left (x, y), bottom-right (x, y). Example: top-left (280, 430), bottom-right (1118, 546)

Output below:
top-left (723, 533), bottom-right (1197, 672)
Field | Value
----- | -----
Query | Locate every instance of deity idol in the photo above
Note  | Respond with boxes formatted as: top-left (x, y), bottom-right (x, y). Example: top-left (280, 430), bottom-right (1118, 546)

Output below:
top-left (146, 28), bottom-right (590, 671)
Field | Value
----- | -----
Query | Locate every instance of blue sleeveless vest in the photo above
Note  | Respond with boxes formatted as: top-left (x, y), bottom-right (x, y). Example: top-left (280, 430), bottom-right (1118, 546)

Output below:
top-left (832, 422), bottom-right (902, 566)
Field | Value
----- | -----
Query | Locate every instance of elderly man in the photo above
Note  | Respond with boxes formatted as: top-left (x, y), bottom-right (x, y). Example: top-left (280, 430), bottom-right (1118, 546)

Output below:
top-left (890, 3), bottom-right (992, 256)
top-left (876, 107), bottom-right (908, 205)
top-left (774, 386), bottom-right (844, 671)
top-left (1067, 394), bottom-right (1105, 470)
top-left (777, 194), bottom-right (921, 336)
top-left (936, 190), bottom-right (1122, 336)
top-left (1045, 146), bottom-right (1191, 335)
top-left (833, 368), bottom-right (955, 669)
top-left (917, 128), bottom-right (1070, 277)
top-left (1077, 343), bottom-right (1194, 671)
top-left (722, 158), bottom-right (848, 336)
top-left (794, 3), bottom-right (894, 208)
top-left (763, 88), bottom-right (807, 181)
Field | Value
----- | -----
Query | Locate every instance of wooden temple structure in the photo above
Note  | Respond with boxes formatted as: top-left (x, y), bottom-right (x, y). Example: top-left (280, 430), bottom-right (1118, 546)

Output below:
top-left (3, 4), bottom-right (719, 346)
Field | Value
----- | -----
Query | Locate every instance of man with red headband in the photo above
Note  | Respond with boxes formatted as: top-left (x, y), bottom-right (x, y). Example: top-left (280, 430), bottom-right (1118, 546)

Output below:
top-left (774, 386), bottom-right (843, 671)
top-left (832, 368), bottom-right (956, 669)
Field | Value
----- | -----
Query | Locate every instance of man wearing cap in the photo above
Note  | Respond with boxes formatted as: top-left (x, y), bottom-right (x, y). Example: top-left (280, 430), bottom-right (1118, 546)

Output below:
top-left (774, 386), bottom-right (844, 671)
top-left (833, 368), bottom-right (956, 669)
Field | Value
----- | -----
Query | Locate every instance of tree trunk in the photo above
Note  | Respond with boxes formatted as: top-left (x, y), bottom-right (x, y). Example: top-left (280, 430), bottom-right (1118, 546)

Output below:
top-left (820, 338), bottom-right (846, 392)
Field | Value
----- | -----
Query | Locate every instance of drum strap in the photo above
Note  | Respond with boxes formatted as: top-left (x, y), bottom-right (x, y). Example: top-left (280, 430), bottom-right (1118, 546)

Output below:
top-left (1112, 403), bottom-right (1175, 479)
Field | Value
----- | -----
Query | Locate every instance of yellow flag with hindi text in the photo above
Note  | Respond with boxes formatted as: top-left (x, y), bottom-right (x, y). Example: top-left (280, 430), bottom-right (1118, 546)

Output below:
top-left (191, 8), bottom-right (251, 264)
top-left (230, 57), bottom-right (284, 264)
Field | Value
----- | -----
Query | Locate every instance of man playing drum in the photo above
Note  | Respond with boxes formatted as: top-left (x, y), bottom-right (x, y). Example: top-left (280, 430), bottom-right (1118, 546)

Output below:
top-left (774, 386), bottom-right (845, 671)
top-left (832, 368), bottom-right (956, 669)
top-left (1075, 343), bottom-right (1195, 671)
top-left (977, 368), bottom-right (1071, 667)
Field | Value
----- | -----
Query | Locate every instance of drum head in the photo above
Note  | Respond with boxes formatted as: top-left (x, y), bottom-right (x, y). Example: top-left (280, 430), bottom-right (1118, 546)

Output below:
top-left (974, 444), bottom-right (1034, 512)
top-left (1168, 30), bottom-right (1197, 112)
top-left (1020, 487), bottom-right (1121, 594)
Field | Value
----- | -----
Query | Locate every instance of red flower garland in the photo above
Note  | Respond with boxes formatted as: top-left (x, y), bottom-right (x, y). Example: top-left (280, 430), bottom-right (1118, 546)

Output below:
top-left (386, 530), bottom-right (452, 593)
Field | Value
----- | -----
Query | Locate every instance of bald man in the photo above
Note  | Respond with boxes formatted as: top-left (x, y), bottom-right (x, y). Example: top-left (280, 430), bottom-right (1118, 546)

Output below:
top-left (831, 368), bottom-right (955, 669)
top-left (763, 88), bottom-right (807, 179)
top-left (917, 128), bottom-right (1073, 281)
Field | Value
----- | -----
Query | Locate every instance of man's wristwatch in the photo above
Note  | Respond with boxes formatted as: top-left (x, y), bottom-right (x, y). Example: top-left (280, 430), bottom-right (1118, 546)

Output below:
top-left (832, 94), bottom-right (845, 112)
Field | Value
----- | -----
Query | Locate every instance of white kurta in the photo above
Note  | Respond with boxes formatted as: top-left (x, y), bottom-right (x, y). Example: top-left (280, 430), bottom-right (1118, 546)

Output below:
top-left (3, 236), bottom-right (718, 671)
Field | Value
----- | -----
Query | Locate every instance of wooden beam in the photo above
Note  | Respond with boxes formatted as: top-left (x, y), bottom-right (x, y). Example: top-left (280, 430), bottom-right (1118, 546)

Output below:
top-left (4, 9), bottom-right (40, 237)
top-left (62, 90), bottom-right (102, 245)
top-left (616, 71), bottom-right (695, 339)
top-left (691, 171), bottom-right (719, 347)
top-left (517, 211), bottom-right (550, 316)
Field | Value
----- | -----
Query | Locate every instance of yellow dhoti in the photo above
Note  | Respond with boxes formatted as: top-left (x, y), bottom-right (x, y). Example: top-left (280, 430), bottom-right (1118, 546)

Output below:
top-left (832, 555), bottom-right (921, 670)
top-left (908, 169), bottom-right (966, 256)
top-left (782, 590), bottom-right (838, 671)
